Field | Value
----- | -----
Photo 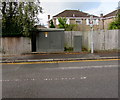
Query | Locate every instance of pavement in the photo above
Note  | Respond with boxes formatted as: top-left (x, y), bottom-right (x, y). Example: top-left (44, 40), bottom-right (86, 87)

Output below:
top-left (0, 51), bottom-right (119, 63)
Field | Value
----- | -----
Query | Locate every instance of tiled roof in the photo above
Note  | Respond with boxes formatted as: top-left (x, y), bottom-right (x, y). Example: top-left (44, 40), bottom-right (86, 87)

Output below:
top-left (103, 10), bottom-right (117, 17)
top-left (53, 10), bottom-right (99, 18)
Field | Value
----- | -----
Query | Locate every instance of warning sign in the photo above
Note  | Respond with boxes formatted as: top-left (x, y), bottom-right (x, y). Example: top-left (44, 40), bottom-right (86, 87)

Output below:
top-left (44, 32), bottom-right (48, 37)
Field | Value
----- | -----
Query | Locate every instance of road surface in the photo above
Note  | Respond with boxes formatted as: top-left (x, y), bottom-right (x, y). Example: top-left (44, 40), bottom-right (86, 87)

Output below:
top-left (2, 59), bottom-right (119, 98)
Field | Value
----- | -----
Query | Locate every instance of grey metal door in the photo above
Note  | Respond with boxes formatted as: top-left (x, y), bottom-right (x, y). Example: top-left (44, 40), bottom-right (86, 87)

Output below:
top-left (36, 32), bottom-right (49, 52)
top-left (74, 36), bottom-right (82, 52)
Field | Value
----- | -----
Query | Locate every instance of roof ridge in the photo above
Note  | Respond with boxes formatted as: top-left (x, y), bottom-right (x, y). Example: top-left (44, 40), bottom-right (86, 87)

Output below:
top-left (53, 9), bottom-right (98, 18)
top-left (103, 10), bottom-right (117, 17)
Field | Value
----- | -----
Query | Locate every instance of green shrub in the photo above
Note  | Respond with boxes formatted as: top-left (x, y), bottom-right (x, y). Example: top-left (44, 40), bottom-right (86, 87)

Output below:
top-left (108, 21), bottom-right (120, 30)
top-left (64, 47), bottom-right (73, 51)
top-left (108, 10), bottom-right (120, 30)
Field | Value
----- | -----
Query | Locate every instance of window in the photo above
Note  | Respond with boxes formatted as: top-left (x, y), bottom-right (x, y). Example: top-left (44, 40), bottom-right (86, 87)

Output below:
top-left (93, 19), bottom-right (99, 25)
top-left (86, 19), bottom-right (90, 25)
top-left (66, 19), bottom-right (70, 24)
top-left (56, 19), bottom-right (59, 25)
top-left (96, 19), bottom-right (99, 25)
top-left (76, 19), bottom-right (82, 24)
top-left (86, 19), bottom-right (99, 25)
top-left (93, 19), bottom-right (96, 25)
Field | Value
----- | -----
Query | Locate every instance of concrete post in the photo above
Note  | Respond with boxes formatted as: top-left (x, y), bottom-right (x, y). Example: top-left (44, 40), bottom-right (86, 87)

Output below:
top-left (90, 15), bottom-right (94, 53)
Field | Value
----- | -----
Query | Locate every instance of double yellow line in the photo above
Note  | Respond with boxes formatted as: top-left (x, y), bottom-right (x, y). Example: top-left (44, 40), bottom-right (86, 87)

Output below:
top-left (1, 59), bottom-right (120, 65)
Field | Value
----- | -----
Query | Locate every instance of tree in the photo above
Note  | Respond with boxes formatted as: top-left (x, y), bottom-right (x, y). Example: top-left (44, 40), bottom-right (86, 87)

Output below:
top-left (58, 17), bottom-right (68, 29)
top-left (49, 20), bottom-right (55, 28)
top-left (58, 17), bottom-right (78, 31)
top-left (1, 1), bottom-right (42, 37)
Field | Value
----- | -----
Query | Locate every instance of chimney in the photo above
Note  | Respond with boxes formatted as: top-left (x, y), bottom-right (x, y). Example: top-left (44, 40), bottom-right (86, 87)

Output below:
top-left (48, 15), bottom-right (50, 28)
top-left (100, 13), bottom-right (103, 18)
top-left (48, 15), bottom-right (50, 20)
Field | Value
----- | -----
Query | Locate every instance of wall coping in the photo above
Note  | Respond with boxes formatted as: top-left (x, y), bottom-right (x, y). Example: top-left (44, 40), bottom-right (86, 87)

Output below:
top-left (37, 28), bottom-right (64, 32)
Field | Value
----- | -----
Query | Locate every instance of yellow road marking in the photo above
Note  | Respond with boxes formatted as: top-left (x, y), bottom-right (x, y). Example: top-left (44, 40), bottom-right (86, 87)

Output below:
top-left (1, 59), bottom-right (120, 65)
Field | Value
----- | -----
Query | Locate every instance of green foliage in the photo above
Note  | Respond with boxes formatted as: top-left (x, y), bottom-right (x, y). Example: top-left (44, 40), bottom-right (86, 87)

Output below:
top-left (50, 20), bottom-right (55, 28)
top-left (108, 9), bottom-right (120, 30)
top-left (58, 17), bottom-right (68, 29)
top-left (58, 17), bottom-right (77, 31)
top-left (66, 24), bottom-right (78, 31)
top-left (108, 21), bottom-right (120, 30)
top-left (1, 1), bottom-right (42, 37)
top-left (64, 47), bottom-right (73, 52)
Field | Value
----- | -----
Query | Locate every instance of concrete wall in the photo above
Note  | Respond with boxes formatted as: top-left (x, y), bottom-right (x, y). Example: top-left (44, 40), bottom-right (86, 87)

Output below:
top-left (65, 30), bottom-right (119, 50)
top-left (92, 30), bottom-right (119, 50)
top-left (0, 37), bottom-right (31, 54)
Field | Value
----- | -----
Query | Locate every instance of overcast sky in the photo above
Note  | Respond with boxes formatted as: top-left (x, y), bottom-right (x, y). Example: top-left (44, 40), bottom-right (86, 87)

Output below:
top-left (38, 0), bottom-right (119, 27)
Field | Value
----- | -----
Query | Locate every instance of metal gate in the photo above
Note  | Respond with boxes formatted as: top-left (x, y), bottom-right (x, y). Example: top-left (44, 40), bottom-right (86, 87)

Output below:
top-left (74, 36), bottom-right (82, 52)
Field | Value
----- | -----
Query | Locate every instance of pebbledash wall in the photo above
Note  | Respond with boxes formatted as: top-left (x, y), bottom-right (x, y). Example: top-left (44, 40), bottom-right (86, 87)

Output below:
top-left (0, 37), bottom-right (31, 54)
top-left (65, 30), bottom-right (120, 51)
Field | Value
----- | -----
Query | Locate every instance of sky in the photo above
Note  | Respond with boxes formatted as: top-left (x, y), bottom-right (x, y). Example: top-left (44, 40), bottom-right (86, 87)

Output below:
top-left (38, 0), bottom-right (120, 27)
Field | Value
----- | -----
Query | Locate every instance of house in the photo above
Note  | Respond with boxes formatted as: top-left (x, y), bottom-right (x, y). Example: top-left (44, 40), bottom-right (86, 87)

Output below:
top-left (52, 10), bottom-right (100, 31)
top-left (100, 10), bottom-right (118, 30)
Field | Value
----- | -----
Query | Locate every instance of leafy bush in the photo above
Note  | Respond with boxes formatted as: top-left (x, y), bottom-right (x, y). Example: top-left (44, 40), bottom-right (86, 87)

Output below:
top-left (108, 10), bottom-right (120, 30)
top-left (66, 24), bottom-right (78, 31)
top-left (50, 20), bottom-right (55, 28)
top-left (1, 32), bottom-right (25, 37)
top-left (64, 47), bottom-right (73, 51)
top-left (108, 21), bottom-right (120, 30)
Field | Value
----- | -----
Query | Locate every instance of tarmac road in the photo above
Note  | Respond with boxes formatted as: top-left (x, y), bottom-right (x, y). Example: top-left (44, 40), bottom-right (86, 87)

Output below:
top-left (2, 59), bottom-right (119, 98)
